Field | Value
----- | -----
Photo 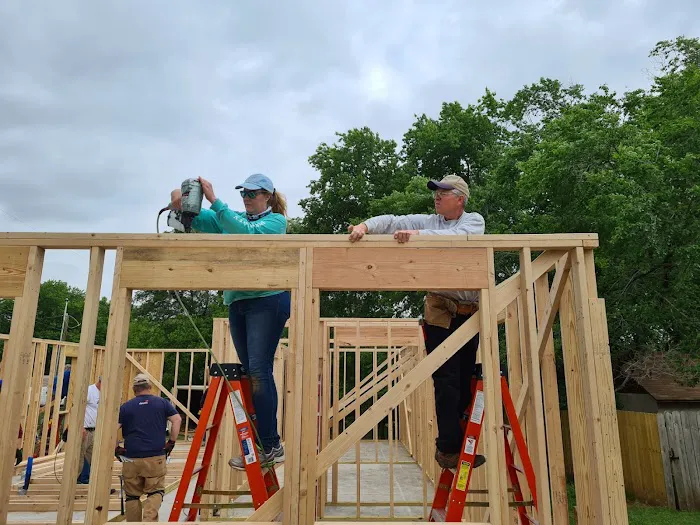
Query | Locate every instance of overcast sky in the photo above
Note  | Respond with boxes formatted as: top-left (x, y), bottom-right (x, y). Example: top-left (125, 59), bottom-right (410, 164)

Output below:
top-left (1, 1), bottom-right (698, 300)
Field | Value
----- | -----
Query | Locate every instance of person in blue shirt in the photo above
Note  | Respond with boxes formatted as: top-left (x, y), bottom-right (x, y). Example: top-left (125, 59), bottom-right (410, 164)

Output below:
top-left (52, 365), bottom-right (71, 401)
top-left (116, 373), bottom-right (181, 522)
top-left (170, 173), bottom-right (291, 469)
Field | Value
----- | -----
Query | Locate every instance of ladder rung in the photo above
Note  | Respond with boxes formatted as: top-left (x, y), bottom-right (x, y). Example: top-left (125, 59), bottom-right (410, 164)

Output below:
top-left (183, 502), bottom-right (255, 509)
top-left (524, 513), bottom-right (540, 525)
top-left (199, 489), bottom-right (251, 496)
top-left (510, 463), bottom-right (524, 474)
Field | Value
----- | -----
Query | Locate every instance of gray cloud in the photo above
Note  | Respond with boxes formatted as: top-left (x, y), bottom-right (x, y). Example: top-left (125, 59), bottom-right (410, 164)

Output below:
top-left (0, 0), bottom-right (697, 298)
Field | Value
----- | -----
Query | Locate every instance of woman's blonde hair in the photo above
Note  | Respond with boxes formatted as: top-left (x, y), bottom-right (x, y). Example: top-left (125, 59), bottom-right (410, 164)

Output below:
top-left (268, 190), bottom-right (288, 217)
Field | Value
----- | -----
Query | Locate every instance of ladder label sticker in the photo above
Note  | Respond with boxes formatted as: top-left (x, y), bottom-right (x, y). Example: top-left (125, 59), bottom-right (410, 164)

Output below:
top-left (242, 437), bottom-right (256, 465)
top-left (230, 390), bottom-right (248, 424)
top-left (469, 390), bottom-right (485, 424)
top-left (455, 460), bottom-right (471, 491)
top-left (464, 436), bottom-right (477, 456)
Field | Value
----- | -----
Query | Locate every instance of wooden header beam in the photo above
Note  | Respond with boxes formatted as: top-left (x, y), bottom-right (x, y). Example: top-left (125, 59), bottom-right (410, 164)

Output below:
top-left (0, 232), bottom-right (598, 250)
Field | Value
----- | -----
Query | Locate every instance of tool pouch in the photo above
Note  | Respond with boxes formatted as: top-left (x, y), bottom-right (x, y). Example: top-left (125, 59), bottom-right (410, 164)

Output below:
top-left (424, 293), bottom-right (457, 329)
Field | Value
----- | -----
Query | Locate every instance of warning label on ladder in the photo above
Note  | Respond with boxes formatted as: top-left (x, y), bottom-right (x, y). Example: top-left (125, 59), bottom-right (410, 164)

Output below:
top-left (464, 436), bottom-right (476, 456)
top-left (455, 460), bottom-right (471, 491)
top-left (242, 437), bottom-right (256, 465)
top-left (231, 390), bottom-right (248, 424)
top-left (469, 391), bottom-right (484, 424)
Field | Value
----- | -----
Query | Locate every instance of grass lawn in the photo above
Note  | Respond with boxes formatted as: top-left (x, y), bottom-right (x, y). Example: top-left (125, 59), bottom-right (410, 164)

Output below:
top-left (627, 502), bottom-right (700, 524)
top-left (566, 483), bottom-right (700, 524)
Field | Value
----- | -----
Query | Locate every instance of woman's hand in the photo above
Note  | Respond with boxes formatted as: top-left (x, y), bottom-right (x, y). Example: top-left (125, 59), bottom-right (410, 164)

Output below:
top-left (198, 177), bottom-right (217, 204)
top-left (170, 189), bottom-right (182, 210)
top-left (348, 223), bottom-right (368, 242)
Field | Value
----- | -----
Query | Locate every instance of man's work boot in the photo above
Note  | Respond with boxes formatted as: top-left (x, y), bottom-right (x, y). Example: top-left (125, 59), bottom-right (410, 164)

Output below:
top-left (435, 449), bottom-right (459, 469)
top-left (435, 449), bottom-right (486, 470)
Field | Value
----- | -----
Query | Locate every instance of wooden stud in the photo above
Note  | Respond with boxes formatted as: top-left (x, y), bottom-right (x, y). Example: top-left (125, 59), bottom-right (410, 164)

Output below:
top-left (590, 298), bottom-right (628, 524)
top-left (0, 246), bottom-right (44, 525)
top-left (277, 249), bottom-right (308, 525)
top-left (300, 250), bottom-right (320, 524)
top-left (319, 321), bottom-right (330, 518)
top-left (355, 322), bottom-right (361, 518)
top-left (479, 248), bottom-right (509, 525)
top-left (518, 247), bottom-right (553, 525)
top-left (24, 342), bottom-right (48, 457)
top-left (570, 247), bottom-right (610, 523)
top-left (535, 273), bottom-right (568, 524)
top-left (85, 248), bottom-right (132, 525)
top-left (57, 247), bottom-right (105, 524)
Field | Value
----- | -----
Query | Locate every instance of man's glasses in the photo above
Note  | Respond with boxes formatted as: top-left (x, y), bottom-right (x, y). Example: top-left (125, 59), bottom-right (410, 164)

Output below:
top-left (240, 189), bottom-right (264, 199)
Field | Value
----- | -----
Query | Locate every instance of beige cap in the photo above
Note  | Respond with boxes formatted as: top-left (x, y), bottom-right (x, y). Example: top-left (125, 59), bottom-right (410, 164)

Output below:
top-left (133, 373), bottom-right (151, 387)
top-left (427, 175), bottom-right (470, 200)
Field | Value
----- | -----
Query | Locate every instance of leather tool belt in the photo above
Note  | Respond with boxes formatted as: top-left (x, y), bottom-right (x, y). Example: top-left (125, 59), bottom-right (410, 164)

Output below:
top-left (424, 293), bottom-right (478, 329)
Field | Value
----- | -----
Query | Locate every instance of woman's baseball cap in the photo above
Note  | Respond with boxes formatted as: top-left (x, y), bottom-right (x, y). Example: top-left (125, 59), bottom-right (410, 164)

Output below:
top-left (235, 173), bottom-right (274, 193)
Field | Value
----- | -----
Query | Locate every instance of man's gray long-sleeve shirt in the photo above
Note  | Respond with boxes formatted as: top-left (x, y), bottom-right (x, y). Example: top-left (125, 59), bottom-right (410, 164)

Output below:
top-left (364, 211), bottom-right (485, 304)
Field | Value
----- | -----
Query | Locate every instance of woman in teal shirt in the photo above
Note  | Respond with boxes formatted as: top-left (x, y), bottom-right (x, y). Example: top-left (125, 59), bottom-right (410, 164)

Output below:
top-left (171, 173), bottom-right (290, 468)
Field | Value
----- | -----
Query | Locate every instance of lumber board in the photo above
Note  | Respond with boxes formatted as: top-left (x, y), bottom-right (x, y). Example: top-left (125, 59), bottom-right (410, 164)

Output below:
top-left (560, 274), bottom-right (596, 525)
top-left (571, 247), bottom-right (610, 523)
top-left (0, 246), bottom-right (44, 525)
top-left (85, 248), bottom-right (132, 525)
top-left (590, 299), bottom-right (628, 523)
top-left (0, 232), bottom-right (597, 250)
top-left (120, 246), bottom-right (299, 290)
top-left (0, 246), bottom-right (29, 297)
top-left (312, 247), bottom-right (488, 291)
top-left (518, 248), bottom-right (552, 525)
top-left (534, 274), bottom-right (568, 525)
top-left (480, 248), bottom-right (509, 525)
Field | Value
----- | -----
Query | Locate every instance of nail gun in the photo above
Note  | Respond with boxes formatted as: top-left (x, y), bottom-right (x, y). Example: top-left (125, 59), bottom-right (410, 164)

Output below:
top-left (158, 178), bottom-right (204, 233)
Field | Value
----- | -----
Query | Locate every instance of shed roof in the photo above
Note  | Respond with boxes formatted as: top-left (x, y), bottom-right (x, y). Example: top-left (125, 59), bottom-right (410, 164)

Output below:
top-left (637, 373), bottom-right (700, 402)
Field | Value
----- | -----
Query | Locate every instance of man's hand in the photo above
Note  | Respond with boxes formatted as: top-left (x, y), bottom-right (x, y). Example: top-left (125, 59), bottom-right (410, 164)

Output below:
top-left (198, 177), bottom-right (217, 204)
top-left (394, 230), bottom-right (419, 243)
top-left (82, 428), bottom-right (87, 439)
top-left (348, 223), bottom-right (368, 242)
top-left (115, 445), bottom-right (127, 461)
top-left (164, 439), bottom-right (176, 457)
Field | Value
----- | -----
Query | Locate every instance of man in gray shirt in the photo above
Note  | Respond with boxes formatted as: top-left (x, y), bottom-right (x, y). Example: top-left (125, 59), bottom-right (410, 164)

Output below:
top-left (348, 175), bottom-right (485, 470)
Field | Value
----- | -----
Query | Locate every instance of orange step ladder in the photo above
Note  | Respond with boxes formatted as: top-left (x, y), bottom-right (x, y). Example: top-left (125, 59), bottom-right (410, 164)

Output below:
top-left (429, 365), bottom-right (538, 523)
top-left (169, 363), bottom-right (279, 521)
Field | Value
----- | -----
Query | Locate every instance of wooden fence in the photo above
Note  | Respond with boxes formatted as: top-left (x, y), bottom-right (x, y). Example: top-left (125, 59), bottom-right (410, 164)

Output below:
top-left (562, 410), bottom-right (668, 506)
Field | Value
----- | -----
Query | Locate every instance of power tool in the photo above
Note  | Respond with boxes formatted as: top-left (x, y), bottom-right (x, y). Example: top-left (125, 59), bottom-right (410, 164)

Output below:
top-left (157, 178), bottom-right (204, 233)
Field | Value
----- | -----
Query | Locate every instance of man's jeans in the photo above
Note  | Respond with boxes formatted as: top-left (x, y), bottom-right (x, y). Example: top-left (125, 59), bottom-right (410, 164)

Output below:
top-left (423, 312), bottom-right (479, 454)
top-left (228, 292), bottom-right (291, 451)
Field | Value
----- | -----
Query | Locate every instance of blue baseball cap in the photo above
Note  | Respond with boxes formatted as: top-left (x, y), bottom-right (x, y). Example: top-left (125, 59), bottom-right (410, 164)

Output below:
top-left (235, 173), bottom-right (274, 193)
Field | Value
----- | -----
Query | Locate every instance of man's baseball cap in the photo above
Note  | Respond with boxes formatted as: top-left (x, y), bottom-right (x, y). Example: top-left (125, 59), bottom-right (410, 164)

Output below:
top-left (427, 175), bottom-right (470, 199)
top-left (133, 373), bottom-right (151, 387)
top-left (235, 173), bottom-right (274, 193)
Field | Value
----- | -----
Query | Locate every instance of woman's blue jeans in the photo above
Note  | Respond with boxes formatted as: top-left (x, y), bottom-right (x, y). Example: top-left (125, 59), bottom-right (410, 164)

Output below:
top-left (228, 292), bottom-right (291, 452)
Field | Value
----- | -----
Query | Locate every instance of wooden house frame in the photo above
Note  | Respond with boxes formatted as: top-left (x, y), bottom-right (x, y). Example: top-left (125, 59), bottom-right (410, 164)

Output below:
top-left (0, 232), bottom-right (626, 525)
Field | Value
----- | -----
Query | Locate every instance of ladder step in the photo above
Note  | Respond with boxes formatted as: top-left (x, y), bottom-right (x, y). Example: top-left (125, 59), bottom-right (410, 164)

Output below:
top-left (183, 502), bottom-right (255, 509)
top-left (510, 463), bottom-right (524, 474)
top-left (199, 488), bottom-right (251, 496)
top-left (524, 513), bottom-right (540, 525)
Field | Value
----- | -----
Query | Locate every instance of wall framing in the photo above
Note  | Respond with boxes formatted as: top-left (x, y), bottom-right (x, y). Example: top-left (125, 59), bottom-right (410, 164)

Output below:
top-left (0, 232), bottom-right (625, 525)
